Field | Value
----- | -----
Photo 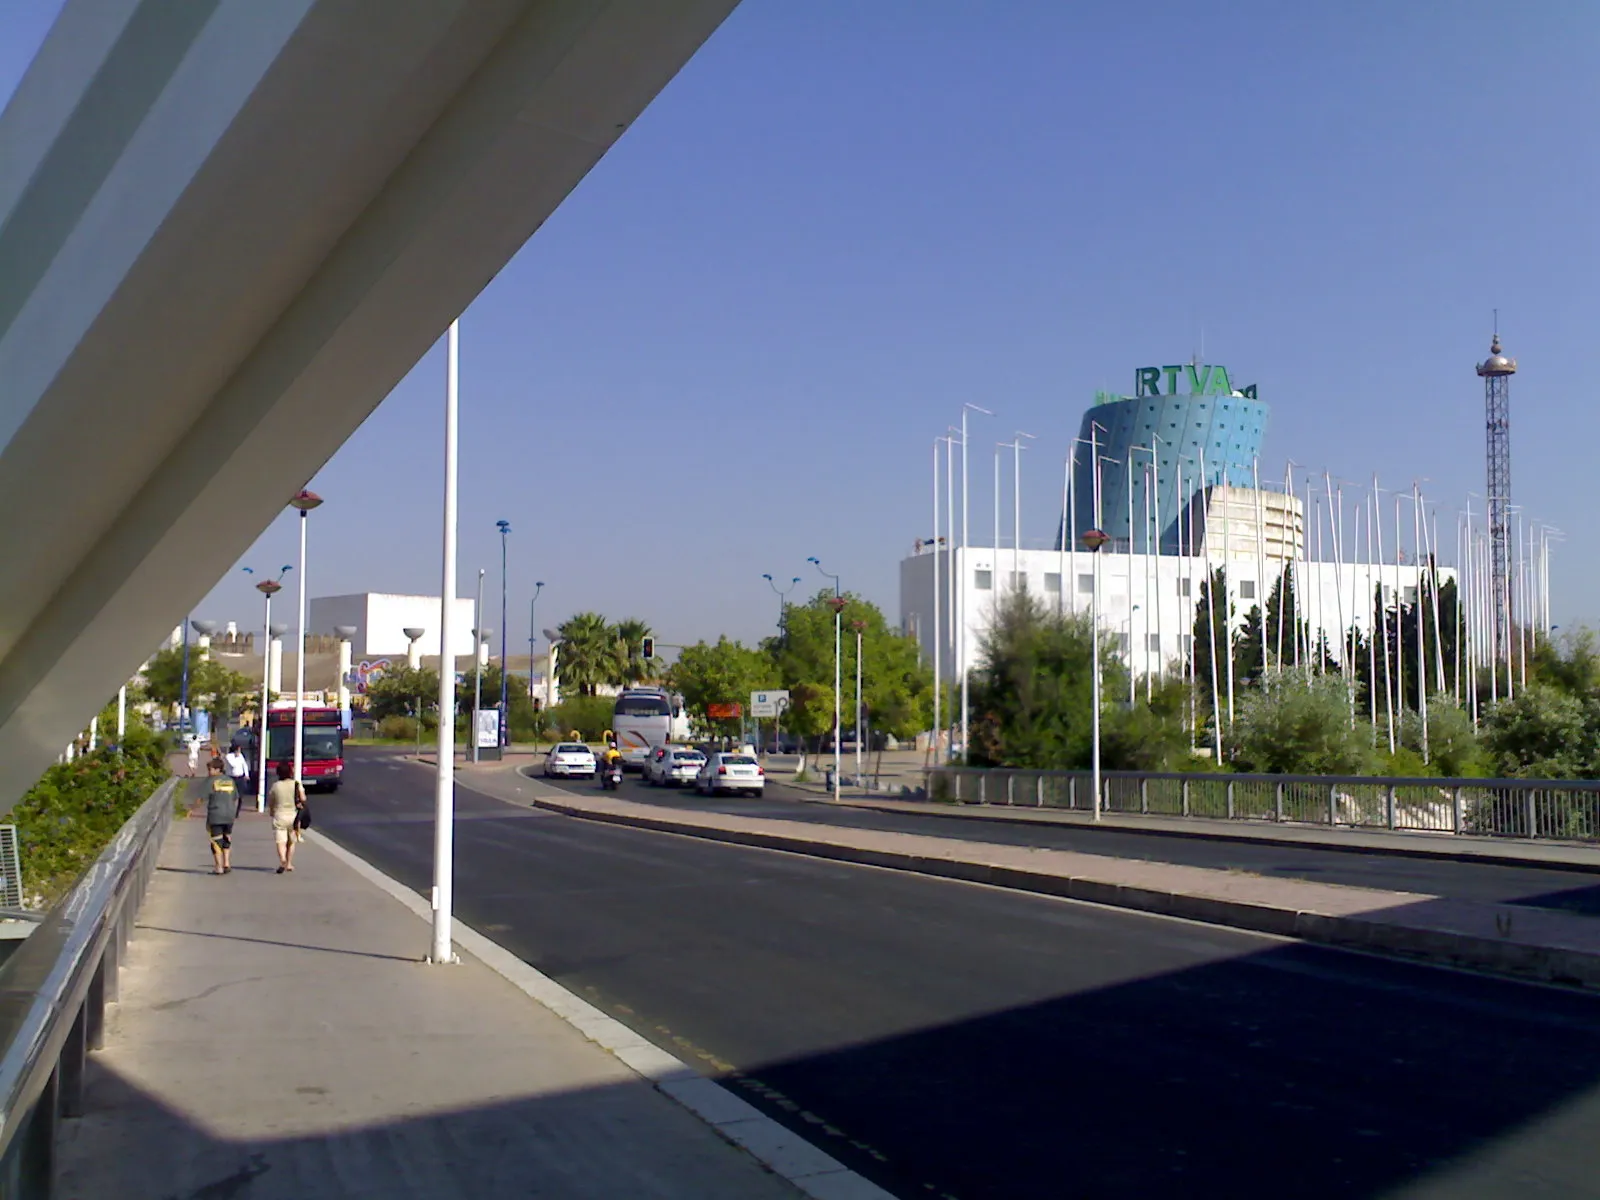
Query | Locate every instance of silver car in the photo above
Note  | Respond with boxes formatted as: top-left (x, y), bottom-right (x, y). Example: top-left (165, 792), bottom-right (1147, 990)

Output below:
top-left (646, 746), bottom-right (706, 787)
top-left (694, 752), bottom-right (765, 797)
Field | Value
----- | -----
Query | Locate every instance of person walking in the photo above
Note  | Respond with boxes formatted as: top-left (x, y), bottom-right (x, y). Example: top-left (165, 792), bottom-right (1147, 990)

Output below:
top-left (267, 763), bottom-right (305, 874)
top-left (205, 758), bottom-right (240, 875)
top-left (223, 743), bottom-right (251, 801)
top-left (185, 734), bottom-right (202, 777)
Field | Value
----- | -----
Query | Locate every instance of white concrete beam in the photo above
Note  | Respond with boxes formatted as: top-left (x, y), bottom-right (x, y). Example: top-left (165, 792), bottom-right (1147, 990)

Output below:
top-left (0, 0), bottom-right (738, 805)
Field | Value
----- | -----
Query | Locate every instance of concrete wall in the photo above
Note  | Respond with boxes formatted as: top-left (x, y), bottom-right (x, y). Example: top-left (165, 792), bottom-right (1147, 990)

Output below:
top-left (308, 594), bottom-right (475, 658)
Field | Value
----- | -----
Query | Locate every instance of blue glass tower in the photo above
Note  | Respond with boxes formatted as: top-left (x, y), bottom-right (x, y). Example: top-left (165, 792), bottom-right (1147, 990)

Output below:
top-left (1061, 362), bottom-right (1268, 553)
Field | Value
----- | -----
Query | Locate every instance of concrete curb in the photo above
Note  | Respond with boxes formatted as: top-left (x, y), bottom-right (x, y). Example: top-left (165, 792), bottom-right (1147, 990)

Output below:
top-left (526, 794), bottom-right (1600, 994)
top-left (832, 797), bottom-right (1600, 875)
top-left (312, 830), bottom-right (894, 1200)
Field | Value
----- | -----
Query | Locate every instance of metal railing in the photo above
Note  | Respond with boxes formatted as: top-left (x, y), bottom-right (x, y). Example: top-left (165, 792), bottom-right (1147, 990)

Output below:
top-left (925, 767), bottom-right (1600, 843)
top-left (0, 777), bottom-right (176, 1197)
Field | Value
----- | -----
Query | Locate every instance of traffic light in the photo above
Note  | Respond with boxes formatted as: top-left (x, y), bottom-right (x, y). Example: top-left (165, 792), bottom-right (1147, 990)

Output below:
top-left (642, 637), bottom-right (655, 659)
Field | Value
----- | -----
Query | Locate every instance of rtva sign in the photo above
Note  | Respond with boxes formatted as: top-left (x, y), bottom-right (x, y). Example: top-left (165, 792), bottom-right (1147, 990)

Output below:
top-left (1134, 364), bottom-right (1258, 399)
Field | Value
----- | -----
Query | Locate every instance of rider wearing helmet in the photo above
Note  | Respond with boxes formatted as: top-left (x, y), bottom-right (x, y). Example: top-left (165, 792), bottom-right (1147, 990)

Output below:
top-left (601, 738), bottom-right (623, 769)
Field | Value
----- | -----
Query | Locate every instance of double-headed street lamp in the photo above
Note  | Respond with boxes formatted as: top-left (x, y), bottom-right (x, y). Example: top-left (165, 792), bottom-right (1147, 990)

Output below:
top-left (762, 574), bottom-right (801, 643)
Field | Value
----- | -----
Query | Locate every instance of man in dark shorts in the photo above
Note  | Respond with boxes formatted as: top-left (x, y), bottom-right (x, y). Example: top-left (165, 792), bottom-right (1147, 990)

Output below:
top-left (205, 758), bottom-right (241, 875)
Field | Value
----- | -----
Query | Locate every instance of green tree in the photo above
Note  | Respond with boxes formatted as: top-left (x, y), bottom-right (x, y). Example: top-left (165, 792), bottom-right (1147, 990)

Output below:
top-left (612, 618), bottom-right (661, 685)
top-left (555, 612), bottom-right (622, 696)
top-left (967, 589), bottom-right (1100, 768)
top-left (669, 637), bottom-right (773, 736)
top-left (1228, 670), bottom-right (1377, 775)
top-left (762, 589), bottom-right (937, 746)
top-left (1480, 684), bottom-right (1593, 779)
top-left (1398, 697), bottom-right (1487, 778)
top-left (366, 667), bottom-right (441, 722)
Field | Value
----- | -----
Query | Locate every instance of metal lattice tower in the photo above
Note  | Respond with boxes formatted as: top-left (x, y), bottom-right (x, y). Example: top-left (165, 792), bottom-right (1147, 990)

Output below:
top-left (1477, 331), bottom-right (1517, 663)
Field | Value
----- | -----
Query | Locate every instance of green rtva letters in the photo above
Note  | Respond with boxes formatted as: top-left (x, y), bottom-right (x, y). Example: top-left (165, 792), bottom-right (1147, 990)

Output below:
top-left (1134, 364), bottom-right (1257, 399)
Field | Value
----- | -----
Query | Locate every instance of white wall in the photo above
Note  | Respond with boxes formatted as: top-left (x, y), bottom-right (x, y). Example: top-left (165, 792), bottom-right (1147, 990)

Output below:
top-left (902, 547), bottom-right (1455, 682)
top-left (309, 594), bottom-right (475, 657)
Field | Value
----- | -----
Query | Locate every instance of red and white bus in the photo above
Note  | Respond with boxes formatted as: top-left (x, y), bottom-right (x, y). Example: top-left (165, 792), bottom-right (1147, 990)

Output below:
top-left (265, 704), bottom-right (345, 791)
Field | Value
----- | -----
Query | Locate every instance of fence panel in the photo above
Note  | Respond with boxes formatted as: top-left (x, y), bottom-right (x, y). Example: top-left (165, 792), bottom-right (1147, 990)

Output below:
top-left (922, 767), bottom-right (1600, 845)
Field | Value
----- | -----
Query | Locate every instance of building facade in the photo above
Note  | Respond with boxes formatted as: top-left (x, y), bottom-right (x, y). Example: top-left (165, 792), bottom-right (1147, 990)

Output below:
top-left (308, 593), bottom-right (476, 658)
top-left (1064, 361), bottom-right (1269, 553)
top-left (901, 543), bottom-right (1453, 685)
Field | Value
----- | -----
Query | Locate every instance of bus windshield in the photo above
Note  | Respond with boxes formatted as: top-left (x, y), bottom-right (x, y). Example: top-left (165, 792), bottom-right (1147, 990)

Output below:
top-left (614, 695), bottom-right (672, 718)
top-left (267, 726), bottom-right (343, 761)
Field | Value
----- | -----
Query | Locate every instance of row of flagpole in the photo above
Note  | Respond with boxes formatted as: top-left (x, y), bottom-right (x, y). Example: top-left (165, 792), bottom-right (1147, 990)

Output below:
top-left (925, 424), bottom-right (1560, 765)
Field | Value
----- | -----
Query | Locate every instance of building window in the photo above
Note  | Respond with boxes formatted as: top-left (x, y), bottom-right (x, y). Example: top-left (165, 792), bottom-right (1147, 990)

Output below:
top-left (1404, 586), bottom-right (1417, 605)
top-left (1044, 573), bottom-right (1062, 593)
top-left (1177, 577), bottom-right (1192, 597)
top-left (975, 570), bottom-right (992, 590)
top-left (1240, 580), bottom-right (1257, 600)
top-left (1077, 573), bottom-right (1094, 594)
top-left (1010, 572), bottom-right (1026, 590)
top-left (1116, 633), bottom-right (1130, 654)
top-left (1179, 634), bottom-right (1194, 652)
top-left (1147, 634), bottom-right (1161, 652)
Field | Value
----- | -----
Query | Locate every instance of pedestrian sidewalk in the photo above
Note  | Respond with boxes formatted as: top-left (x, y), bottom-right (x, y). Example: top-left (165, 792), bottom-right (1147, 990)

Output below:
top-left (489, 767), bottom-right (1600, 994)
top-left (56, 806), bottom-right (811, 1199)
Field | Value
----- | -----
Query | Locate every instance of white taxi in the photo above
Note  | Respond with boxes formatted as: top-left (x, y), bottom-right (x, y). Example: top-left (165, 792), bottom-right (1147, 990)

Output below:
top-left (645, 746), bottom-right (706, 788)
top-left (694, 752), bottom-right (765, 797)
top-left (543, 742), bottom-right (596, 779)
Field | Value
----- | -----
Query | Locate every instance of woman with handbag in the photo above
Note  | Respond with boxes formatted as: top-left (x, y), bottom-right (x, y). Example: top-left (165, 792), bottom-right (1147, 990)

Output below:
top-left (267, 763), bottom-right (305, 874)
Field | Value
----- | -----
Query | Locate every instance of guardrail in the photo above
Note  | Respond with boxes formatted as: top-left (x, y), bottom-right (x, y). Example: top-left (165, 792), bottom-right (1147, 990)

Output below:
top-left (0, 776), bottom-right (177, 1196)
top-left (925, 767), bottom-right (1600, 843)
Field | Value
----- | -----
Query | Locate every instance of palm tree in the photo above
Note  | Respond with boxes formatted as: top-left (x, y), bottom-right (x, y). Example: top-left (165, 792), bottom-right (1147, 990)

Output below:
top-left (612, 618), bottom-right (656, 685)
top-left (556, 613), bottom-right (622, 697)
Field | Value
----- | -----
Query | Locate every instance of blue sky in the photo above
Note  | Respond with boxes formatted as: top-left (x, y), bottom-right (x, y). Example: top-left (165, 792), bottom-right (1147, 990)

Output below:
top-left (6, 1), bottom-right (1598, 649)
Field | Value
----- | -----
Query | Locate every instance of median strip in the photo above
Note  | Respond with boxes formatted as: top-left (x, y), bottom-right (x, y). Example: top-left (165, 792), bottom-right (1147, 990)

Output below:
top-left (517, 775), bottom-right (1600, 993)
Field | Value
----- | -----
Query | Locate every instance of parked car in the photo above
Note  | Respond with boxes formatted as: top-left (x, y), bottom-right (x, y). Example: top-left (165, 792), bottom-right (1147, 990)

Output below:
top-left (645, 746), bottom-right (706, 787)
top-left (694, 752), bottom-right (765, 797)
top-left (543, 742), bottom-right (596, 779)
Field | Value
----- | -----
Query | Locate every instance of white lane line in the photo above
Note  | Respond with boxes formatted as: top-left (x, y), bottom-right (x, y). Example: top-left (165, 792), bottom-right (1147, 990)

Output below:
top-left (313, 830), bottom-right (895, 1200)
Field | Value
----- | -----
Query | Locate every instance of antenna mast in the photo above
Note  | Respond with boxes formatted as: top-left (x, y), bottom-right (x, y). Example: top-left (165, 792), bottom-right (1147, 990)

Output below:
top-left (1476, 319), bottom-right (1517, 666)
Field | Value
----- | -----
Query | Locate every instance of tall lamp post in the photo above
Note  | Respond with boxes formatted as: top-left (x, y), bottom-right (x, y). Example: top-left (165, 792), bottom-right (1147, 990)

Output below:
top-left (288, 489), bottom-right (323, 785)
top-left (1082, 527), bottom-right (1110, 821)
top-left (243, 565), bottom-right (291, 813)
top-left (808, 557), bottom-right (843, 799)
top-left (497, 519), bottom-right (511, 750)
top-left (472, 566), bottom-right (485, 763)
top-left (190, 620), bottom-right (219, 741)
top-left (527, 581), bottom-right (545, 703)
top-left (432, 317), bottom-right (460, 966)
top-left (851, 618), bottom-right (867, 789)
top-left (762, 574), bottom-right (801, 642)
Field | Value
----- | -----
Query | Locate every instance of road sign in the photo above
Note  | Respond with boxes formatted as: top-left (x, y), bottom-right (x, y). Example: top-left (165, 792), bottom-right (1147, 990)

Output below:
top-left (750, 690), bottom-right (790, 718)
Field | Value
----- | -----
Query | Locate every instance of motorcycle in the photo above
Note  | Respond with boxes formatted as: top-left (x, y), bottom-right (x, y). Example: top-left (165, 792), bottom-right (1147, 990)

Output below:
top-left (601, 763), bottom-right (623, 791)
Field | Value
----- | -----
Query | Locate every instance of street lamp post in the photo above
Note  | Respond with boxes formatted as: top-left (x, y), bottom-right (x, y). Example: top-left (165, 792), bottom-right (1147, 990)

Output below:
top-left (527, 581), bottom-right (545, 703)
top-left (243, 565), bottom-right (291, 813)
top-left (762, 574), bottom-right (801, 643)
top-left (809, 557), bottom-right (843, 799)
top-left (1082, 528), bottom-right (1110, 820)
top-left (851, 618), bottom-right (866, 790)
top-left (432, 318), bottom-right (460, 966)
top-left (497, 519), bottom-right (511, 750)
top-left (472, 566), bottom-right (485, 764)
top-left (288, 489), bottom-right (324, 786)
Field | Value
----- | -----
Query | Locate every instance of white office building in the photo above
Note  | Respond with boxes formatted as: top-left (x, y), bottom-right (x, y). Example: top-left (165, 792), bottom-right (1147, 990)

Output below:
top-left (901, 486), bottom-right (1452, 683)
top-left (308, 593), bottom-right (476, 658)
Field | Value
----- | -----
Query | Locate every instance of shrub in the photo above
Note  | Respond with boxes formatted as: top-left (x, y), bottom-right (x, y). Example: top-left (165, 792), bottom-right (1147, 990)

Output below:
top-left (1228, 671), bottom-right (1378, 776)
top-left (11, 743), bottom-right (170, 908)
top-left (546, 695), bottom-right (616, 741)
top-left (375, 715), bottom-right (420, 742)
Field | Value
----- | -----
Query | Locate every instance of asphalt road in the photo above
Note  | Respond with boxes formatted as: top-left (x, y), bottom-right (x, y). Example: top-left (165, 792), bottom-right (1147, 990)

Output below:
top-left (534, 768), bottom-right (1600, 915)
top-left (321, 749), bottom-right (1600, 1199)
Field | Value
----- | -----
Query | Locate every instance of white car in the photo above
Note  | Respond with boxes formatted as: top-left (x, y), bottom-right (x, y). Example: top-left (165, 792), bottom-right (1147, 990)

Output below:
top-left (694, 752), bottom-right (765, 797)
top-left (645, 746), bottom-right (706, 787)
top-left (543, 742), bottom-right (596, 779)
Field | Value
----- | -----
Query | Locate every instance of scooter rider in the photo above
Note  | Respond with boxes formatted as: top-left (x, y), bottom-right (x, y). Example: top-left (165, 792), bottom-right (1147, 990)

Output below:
top-left (600, 739), bottom-right (624, 786)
